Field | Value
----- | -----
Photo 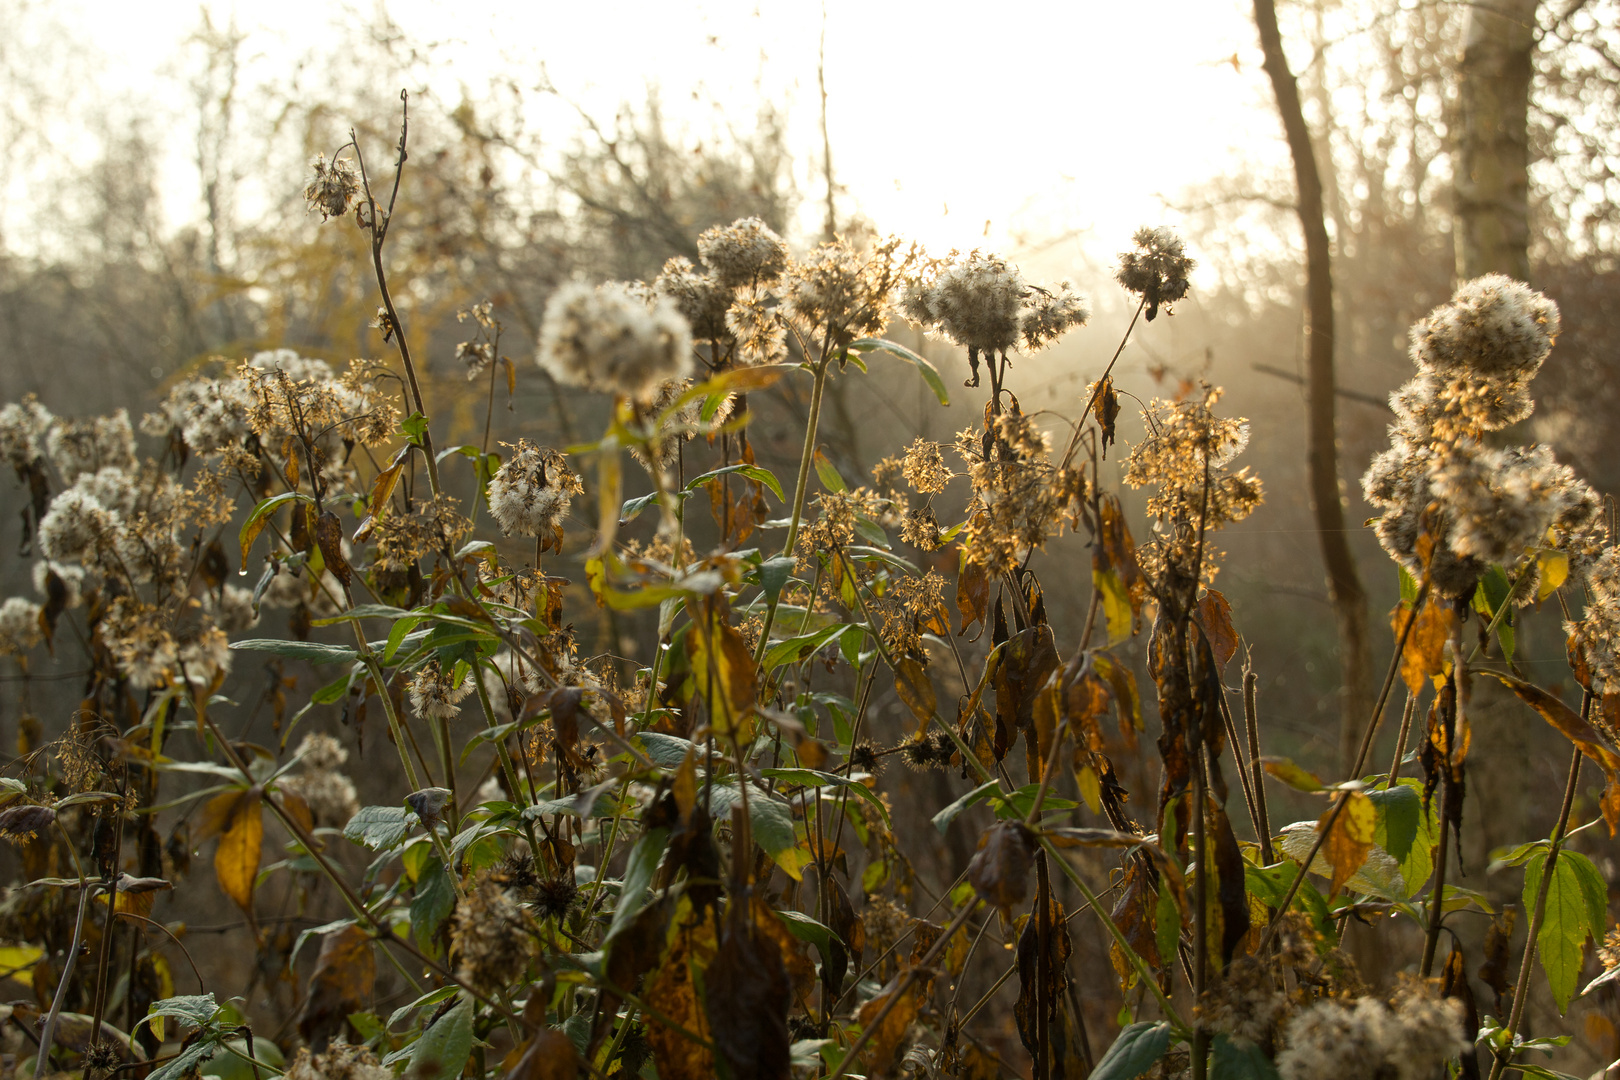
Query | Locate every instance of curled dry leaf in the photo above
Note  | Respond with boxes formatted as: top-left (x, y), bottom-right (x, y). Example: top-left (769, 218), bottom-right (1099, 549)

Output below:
top-left (967, 820), bottom-right (1036, 915)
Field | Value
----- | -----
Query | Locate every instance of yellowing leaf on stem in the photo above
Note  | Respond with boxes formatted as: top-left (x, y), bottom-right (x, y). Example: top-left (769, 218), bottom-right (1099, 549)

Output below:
top-left (214, 787), bottom-right (264, 916)
top-left (1391, 598), bottom-right (1455, 695)
top-left (1320, 791), bottom-right (1377, 898)
top-left (1538, 549), bottom-right (1570, 602)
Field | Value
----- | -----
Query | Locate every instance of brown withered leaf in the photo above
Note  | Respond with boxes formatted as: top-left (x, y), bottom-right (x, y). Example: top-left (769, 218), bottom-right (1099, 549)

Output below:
top-left (1478, 909), bottom-right (1517, 1015)
top-left (1604, 781), bottom-right (1620, 838)
top-left (856, 975), bottom-right (921, 1076)
top-left (1109, 858), bottom-right (1162, 975)
top-left (1442, 942), bottom-right (1483, 1080)
top-left (1391, 598), bottom-right (1455, 696)
top-left (1209, 801), bottom-right (1251, 967)
top-left (297, 924), bottom-right (375, 1049)
top-left (502, 1028), bottom-right (580, 1080)
top-left (0, 803), bottom-right (56, 843)
top-left (703, 911), bottom-right (792, 1080)
top-left (1478, 670), bottom-right (1620, 779)
top-left (823, 876), bottom-right (859, 999)
top-left (1319, 791), bottom-right (1376, 898)
top-left (967, 821), bottom-right (1036, 915)
top-left (110, 874), bottom-right (173, 921)
top-left (1193, 590), bottom-right (1239, 673)
top-left (996, 625), bottom-right (1060, 773)
top-left (199, 538), bottom-right (231, 590)
top-left (893, 656), bottom-right (937, 729)
top-left (685, 594), bottom-right (757, 738)
top-left (645, 909), bottom-right (717, 1080)
top-left (956, 555), bottom-right (991, 638)
top-left (1095, 375), bottom-right (1121, 456)
top-left (213, 787), bottom-right (264, 916)
top-left (1014, 894), bottom-right (1073, 1071)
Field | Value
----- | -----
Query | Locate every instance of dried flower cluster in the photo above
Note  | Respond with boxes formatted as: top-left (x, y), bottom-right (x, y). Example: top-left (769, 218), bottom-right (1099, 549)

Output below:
top-left (1363, 276), bottom-right (1600, 599)
top-left (486, 441), bottom-right (583, 541)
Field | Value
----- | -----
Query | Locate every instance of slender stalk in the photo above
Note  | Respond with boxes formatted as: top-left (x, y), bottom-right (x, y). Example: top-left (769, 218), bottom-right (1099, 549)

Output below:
top-left (1218, 688), bottom-right (1264, 852)
top-left (1243, 666), bottom-right (1276, 865)
top-left (828, 902), bottom-right (976, 1079)
top-left (1421, 619), bottom-right (1470, 978)
top-left (1190, 745), bottom-right (1209, 1080)
top-left (1487, 743), bottom-right (1583, 1080)
top-left (36, 874), bottom-right (94, 1069)
top-left (753, 356), bottom-right (832, 663)
top-left (1385, 693), bottom-right (1418, 789)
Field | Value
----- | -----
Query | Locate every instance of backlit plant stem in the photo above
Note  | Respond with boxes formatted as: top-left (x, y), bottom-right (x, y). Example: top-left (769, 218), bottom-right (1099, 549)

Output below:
top-left (1487, 740), bottom-right (1583, 1080)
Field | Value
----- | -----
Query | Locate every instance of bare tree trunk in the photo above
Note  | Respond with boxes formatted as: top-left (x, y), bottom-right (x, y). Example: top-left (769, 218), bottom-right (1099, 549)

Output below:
top-left (1253, 0), bottom-right (1375, 776)
top-left (1456, 0), bottom-right (1538, 282)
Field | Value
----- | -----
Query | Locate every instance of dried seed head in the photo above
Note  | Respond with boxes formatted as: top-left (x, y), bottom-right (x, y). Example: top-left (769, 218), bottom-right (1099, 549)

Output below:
top-left (303, 155), bottom-right (361, 222)
top-left (285, 1041), bottom-right (391, 1080)
top-left (1116, 227), bottom-right (1193, 320)
top-left (0, 597), bottom-right (42, 656)
top-left (654, 256), bottom-right (733, 342)
top-left (1410, 274), bottom-right (1559, 383)
top-left (531, 876), bottom-right (581, 921)
top-left (697, 216), bottom-right (790, 288)
top-left (900, 439), bottom-right (953, 494)
top-left (486, 441), bottom-right (583, 539)
top-left (0, 396), bottom-right (54, 471)
top-left (452, 879), bottom-right (538, 995)
top-left (538, 281), bottom-right (694, 400)
top-left (849, 740), bottom-right (883, 774)
top-left (409, 659), bottom-right (473, 720)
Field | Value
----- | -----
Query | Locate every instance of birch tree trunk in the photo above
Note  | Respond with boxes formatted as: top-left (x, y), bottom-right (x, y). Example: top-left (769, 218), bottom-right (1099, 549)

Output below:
top-left (1252, 0), bottom-right (1375, 776)
top-left (1455, 0), bottom-right (1538, 282)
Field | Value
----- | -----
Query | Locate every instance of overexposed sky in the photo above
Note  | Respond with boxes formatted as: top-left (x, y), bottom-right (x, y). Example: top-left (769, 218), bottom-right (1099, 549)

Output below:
top-left (56, 0), bottom-right (1284, 268)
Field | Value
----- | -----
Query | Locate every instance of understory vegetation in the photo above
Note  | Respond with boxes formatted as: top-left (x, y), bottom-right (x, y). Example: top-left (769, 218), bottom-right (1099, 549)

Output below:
top-left (1, 103), bottom-right (1617, 1080)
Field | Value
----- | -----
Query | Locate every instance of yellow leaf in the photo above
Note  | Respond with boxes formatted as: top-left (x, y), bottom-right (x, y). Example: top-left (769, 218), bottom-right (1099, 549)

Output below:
top-left (685, 596), bottom-right (757, 738)
top-left (0, 942), bottom-right (42, 977)
top-left (1539, 550), bottom-right (1570, 602)
top-left (1075, 763), bottom-right (1102, 814)
top-left (1321, 791), bottom-right (1377, 898)
top-left (215, 788), bottom-right (264, 915)
top-left (1093, 563), bottom-right (1132, 646)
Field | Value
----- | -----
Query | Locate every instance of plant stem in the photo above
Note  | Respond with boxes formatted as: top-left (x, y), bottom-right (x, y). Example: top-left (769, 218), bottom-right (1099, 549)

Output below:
top-left (828, 902), bottom-right (976, 1079)
top-left (752, 356), bottom-right (831, 663)
top-left (1419, 760), bottom-right (1454, 978)
top-left (1487, 741), bottom-right (1583, 1080)
top-left (1243, 665), bottom-right (1276, 865)
top-left (1190, 744), bottom-right (1209, 1080)
top-left (36, 875), bottom-right (94, 1070)
top-left (1385, 693), bottom-right (1418, 789)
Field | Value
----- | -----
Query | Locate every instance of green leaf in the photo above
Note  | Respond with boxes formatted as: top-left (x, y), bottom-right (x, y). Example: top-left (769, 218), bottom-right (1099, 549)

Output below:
top-left (1367, 780), bottom-right (1435, 897)
top-left (758, 555), bottom-right (796, 605)
top-left (138, 994), bottom-right (221, 1036)
top-left (1526, 849), bottom-right (1596, 1013)
top-left (932, 780), bottom-right (1001, 835)
top-left (409, 858), bottom-right (456, 957)
top-left (1155, 877), bottom-right (1181, 972)
top-left (399, 412), bottom-right (430, 445)
top-left (605, 827), bottom-right (670, 944)
top-left (849, 337), bottom-right (951, 406)
top-left (404, 995), bottom-right (473, 1080)
top-left (686, 463), bottom-right (785, 501)
top-left (762, 624), bottom-right (854, 671)
top-left (813, 450), bottom-right (846, 493)
top-left (149, 1034), bottom-right (223, 1080)
top-left (344, 805), bottom-right (414, 851)
top-left (760, 768), bottom-right (891, 828)
top-left (705, 784), bottom-right (803, 876)
top-left (1211, 1034), bottom-right (1281, 1079)
top-left (312, 604), bottom-right (407, 627)
top-left (229, 639), bottom-right (358, 665)
top-left (1091, 1021), bottom-right (1173, 1080)
top-left (239, 491), bottom-right (313, 564)
top-left (524, 779), bottom-right (618, 820)
top-left (635, 731), bottom-right (697, 768)
top-left (386, 985), bottom-right (460, 1031)
top-left (1565, 851), bottom-right (1609, 938)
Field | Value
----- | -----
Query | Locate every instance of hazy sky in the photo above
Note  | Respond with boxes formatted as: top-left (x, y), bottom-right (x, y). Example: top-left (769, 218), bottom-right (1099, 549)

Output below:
top-left (60, 0), bottom-right (1284, 269)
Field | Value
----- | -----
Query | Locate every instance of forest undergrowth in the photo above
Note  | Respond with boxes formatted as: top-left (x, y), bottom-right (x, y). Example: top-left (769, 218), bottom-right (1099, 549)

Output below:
top-left (0, 100), bottom-right (1616, 1080)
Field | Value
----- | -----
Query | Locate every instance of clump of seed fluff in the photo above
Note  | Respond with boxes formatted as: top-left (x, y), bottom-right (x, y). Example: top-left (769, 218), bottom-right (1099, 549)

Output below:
top-left (485, 441), bottom-right (583, 540)
top-left (537, 281), bottom-right (693, 401)
top-left (1362, 276), bottom-right (1601, 602)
